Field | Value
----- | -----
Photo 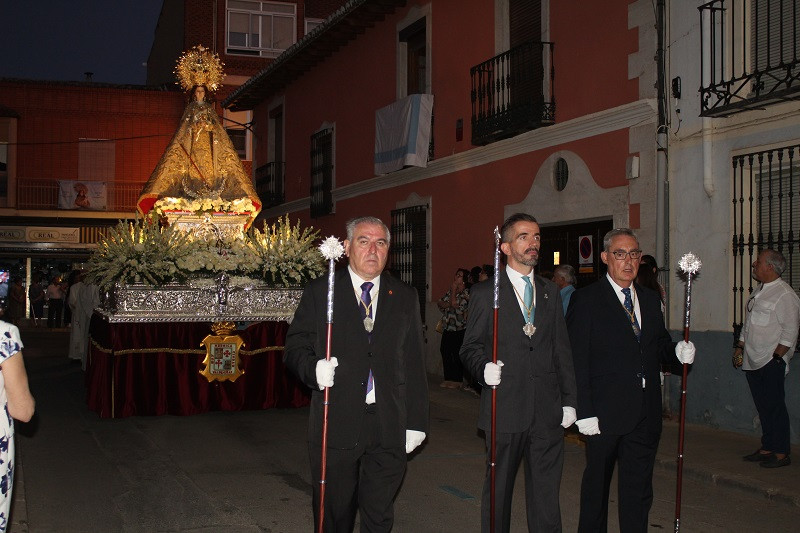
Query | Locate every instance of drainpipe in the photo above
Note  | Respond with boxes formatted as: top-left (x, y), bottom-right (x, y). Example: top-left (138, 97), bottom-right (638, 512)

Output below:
top-left (212, 0), bottom-right (218, 52)
top-left (702, 117), bottom-right (715, 197)
top-left (655, 0), bottom-right (668, 303)
top-left (699, 5), bottom-right (716, 199)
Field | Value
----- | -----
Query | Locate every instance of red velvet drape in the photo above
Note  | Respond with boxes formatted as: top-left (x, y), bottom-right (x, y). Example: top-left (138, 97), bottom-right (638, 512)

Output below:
top-left (86, 314), bottom-right (310, 418)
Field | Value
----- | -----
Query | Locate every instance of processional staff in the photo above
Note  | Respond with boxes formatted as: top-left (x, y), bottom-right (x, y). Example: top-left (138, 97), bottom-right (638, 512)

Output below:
top-left (490, 226), bottom-right (501, 533)
top-left (317, 236), bottom-right (345, 533)
top-left (674, 252), bottom-right (701, 533)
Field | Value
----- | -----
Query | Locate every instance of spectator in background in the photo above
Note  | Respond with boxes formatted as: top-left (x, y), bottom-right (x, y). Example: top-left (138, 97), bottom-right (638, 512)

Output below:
top-left (63, 270), bottom-right (80, 328)
top-left (479, 264), bottom-right (493, 282)
top-left (553, 264), bottom-right (577, 315)
top-left (734, 249), bottom-right (799, 468)
top-left (8, 279), bottom-right (25, 326)
top-left (639, 255), bottom-right (666, 309)
top-left (436, 268), bottom-right (471, 388)
top-left (46, 277), bottom-right (65, 328)
top-left (28, 273), bottom-right (45, 327)
top-left (68, 272), bottom-right (100, 369)
top-left (469, 266), bottom-right (482, 287)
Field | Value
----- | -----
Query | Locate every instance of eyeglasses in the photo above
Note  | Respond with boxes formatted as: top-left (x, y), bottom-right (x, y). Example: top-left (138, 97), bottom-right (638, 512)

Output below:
top-left (747, 295), bottom-right (755, 313)
top-left (609, 249), bottom-right (643, 261)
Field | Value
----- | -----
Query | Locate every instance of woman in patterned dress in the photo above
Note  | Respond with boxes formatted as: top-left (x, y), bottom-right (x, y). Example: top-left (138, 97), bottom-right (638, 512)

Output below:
top-left (0, 312), bottom-right (35, 531)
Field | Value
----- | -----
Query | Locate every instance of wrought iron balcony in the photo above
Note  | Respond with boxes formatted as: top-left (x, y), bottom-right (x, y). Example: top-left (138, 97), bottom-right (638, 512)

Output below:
top-left (699, 0), bottom-right (800, 117)
top-left (255, 161), bottom-right (285, 208)
top-left (470, 40), bottom-right (555, 146)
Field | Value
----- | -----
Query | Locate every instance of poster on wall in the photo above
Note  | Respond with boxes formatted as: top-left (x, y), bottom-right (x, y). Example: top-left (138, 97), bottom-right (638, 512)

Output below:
top-left (57, 180), bottom-right (107, 211)
top-left (578, 235), bottom-right (594, 273)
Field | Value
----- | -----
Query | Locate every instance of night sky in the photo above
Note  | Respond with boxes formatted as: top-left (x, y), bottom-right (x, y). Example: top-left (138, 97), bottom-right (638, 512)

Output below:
top-left (0, 0), bottom-right (164, 85)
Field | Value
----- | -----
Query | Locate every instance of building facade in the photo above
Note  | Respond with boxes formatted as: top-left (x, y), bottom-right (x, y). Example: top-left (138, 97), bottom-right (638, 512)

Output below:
top-left (666, 0), bottom-right (800, 441)
top-left (225, 0), bottom-right (658, 380)
top-left (226, 0), bottom-right (800, 442)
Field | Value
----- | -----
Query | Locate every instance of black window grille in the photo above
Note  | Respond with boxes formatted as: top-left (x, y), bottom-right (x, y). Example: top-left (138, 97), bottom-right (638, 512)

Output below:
top-left (699, 0), bottom-right (800, 117)
top-left (390, 205), bottom-right (428, 321)
top-left (732, 143), bottom-right (800, 342)
top-left (255, 161), bottom-right (285, 208)
top-left (310, 128), bottom-right (334, 218)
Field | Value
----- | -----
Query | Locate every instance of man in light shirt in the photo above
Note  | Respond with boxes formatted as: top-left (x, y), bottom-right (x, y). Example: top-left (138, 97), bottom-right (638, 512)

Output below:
top-left (284, 216), bottom-right (429, 531)
top-left (553, 264), bottom-right (577, 315)
top-left (735, 248), bottom-right (799, 468)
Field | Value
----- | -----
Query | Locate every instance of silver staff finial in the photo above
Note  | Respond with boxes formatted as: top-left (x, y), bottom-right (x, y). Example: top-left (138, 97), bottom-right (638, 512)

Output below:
top-left (678, 253), bottom-right (702, 275)
top-left (319, 236), bottom-right (345, 261)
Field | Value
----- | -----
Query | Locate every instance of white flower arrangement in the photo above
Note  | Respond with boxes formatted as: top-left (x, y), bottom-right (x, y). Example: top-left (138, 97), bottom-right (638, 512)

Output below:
top-left (152, 197), bottom-right (257, 217)
top-left (250, 215), bottom-right (326, 287)
top-left (86, 215), bottom-right (325, 291)
top-left (86, 217), bottom-right (194, 290)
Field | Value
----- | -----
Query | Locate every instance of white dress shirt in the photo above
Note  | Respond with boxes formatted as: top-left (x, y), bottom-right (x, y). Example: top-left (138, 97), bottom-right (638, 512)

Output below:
top-left (348, 266), bottom-right (380, 403)
top-left (506, 265), bottom-right (536, 321)
top-left (740, 277), bottom-right (800, 373)
top-left (606, 274), bottom-right (642, 329)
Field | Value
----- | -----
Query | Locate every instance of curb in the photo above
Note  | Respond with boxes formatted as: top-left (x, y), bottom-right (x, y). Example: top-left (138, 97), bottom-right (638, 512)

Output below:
top-left (9, 451), bottom-right (29, 533)
top-left (654, 455), bottom-right (800, 508)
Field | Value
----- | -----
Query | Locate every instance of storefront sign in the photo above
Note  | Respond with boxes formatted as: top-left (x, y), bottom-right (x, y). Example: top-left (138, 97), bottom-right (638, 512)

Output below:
top-left (0, 227), bottom-right (26, 242)
top-left (25, 227), bottom-right (80, 243)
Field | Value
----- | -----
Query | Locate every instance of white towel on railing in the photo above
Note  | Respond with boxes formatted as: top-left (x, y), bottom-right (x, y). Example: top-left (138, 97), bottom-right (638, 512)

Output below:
top-left (374, 94), bottom-right (433, 175)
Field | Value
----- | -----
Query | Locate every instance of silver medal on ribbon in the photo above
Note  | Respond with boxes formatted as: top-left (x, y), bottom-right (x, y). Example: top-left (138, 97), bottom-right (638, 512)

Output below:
top-left (363, 317), bottom-right (374, 333)
top-left (523, 323), bottom-right (536, 338)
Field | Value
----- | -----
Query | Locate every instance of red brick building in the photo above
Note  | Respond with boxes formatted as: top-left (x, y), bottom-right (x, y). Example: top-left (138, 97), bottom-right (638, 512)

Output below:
top-left (0, 0), bottom-right (343, 311)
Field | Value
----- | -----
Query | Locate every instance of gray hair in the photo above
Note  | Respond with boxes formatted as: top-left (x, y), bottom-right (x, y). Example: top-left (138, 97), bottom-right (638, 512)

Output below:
top-left (761, 248), bottom-right (787, 276)
top-left (554, 264), bottom-right (576, 286)
top-left (345, 216), bottom-right (391, 245)
top-left (603, 228), bottom-right (639, 251)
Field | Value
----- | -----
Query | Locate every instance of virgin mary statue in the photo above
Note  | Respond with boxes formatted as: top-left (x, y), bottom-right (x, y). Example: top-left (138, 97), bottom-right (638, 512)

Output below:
top-left (137, 45), bottom-right (261, 226)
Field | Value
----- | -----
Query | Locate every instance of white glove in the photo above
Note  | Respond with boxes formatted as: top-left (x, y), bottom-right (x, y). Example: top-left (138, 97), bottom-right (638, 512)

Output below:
top-left (561, 406), bottom-right (577, 428)
top-left (483, 361), bottom-right (504, 386)
top-left (315, 357), bottom-right (338, 390)
top-left (675, 340), bottom-right (696, 365)
top-left (575, 417), bottom-right (601, 435)
top-left (405, 430), bottom-right (426, 454)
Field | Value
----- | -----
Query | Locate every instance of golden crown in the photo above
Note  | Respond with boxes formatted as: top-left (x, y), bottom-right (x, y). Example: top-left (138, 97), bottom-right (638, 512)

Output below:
top-left (174, 45), bottom-right (226, 92)
top-left (210, 321), bottom-right (236, 336)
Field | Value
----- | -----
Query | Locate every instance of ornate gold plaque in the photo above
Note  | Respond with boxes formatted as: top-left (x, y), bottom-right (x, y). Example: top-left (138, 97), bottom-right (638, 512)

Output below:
top-left (199, 321), bottom-right (245, 382)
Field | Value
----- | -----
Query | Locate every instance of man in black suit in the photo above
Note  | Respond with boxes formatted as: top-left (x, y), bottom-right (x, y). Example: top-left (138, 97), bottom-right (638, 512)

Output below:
top-left (461, 213), bottom-right (577, 532)
top-left (567, 228), bottom-right (695, 532)
top-left (284, 216), bottom-right (429, 532)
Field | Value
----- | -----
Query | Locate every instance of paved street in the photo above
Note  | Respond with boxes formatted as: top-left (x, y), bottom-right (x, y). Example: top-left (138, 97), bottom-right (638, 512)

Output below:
top-left (9, 328), bottom-right (800, 532)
